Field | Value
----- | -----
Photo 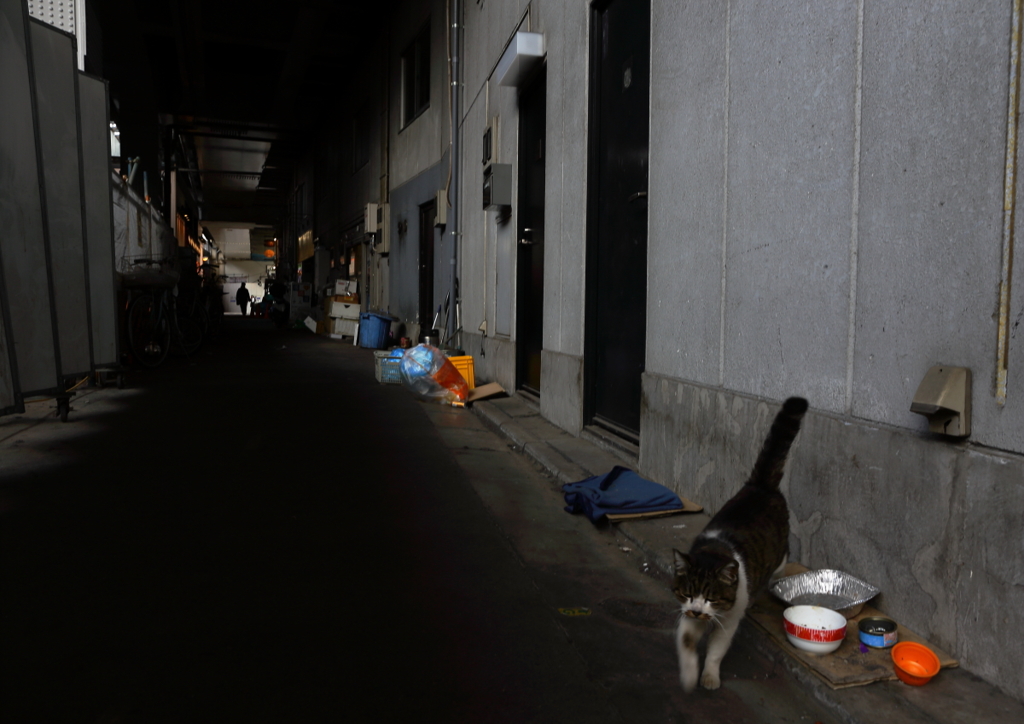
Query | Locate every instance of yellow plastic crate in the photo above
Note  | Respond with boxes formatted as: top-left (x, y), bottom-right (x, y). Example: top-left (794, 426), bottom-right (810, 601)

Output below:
top-left (447, 355), bottom-right (475, 390)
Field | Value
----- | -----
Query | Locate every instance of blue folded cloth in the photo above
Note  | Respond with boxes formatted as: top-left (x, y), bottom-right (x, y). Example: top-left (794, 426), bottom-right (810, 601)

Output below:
top-left (562, 466), bottom-right (684, 523)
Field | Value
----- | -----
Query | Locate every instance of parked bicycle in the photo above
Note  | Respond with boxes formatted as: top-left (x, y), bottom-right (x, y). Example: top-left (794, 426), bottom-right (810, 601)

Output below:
top-left (123, 258), bottom-right (204, 367)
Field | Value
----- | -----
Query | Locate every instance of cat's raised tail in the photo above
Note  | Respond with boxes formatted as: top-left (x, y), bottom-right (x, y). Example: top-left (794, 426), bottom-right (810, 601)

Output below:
top-left (747, 397), bottom-right (809, 492)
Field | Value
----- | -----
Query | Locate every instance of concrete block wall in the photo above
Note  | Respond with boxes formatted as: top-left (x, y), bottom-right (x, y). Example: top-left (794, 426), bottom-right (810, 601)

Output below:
top-left (640, 378), bottom-right (1024, 701)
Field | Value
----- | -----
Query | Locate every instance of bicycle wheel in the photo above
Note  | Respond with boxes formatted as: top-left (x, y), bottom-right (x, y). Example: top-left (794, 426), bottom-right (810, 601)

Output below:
top-left (171, 312), bottom-right (204, 356)
top-left (127, 293), bottom-right (171, 367)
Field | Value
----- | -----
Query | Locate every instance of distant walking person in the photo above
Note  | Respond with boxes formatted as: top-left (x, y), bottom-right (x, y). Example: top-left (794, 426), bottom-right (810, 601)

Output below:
top-left (236, 282), bottom-right (251, 316)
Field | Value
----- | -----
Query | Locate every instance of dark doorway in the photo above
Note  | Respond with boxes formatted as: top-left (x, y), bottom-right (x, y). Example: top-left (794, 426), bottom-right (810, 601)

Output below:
top-left (516, 68), bottom-right (546, 395)
top-left (418, 201), bottom-right (436, 328)
top-left (585, 0), bottom-right (650, 437)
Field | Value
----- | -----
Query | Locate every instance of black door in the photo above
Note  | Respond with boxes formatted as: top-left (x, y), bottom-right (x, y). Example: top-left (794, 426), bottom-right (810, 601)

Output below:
top-left (516, 69), bottom-right (546, 394)
top-left (586, 0), bottom-right (650, 436)
top-left (419, 201), bottom-right (436, 328)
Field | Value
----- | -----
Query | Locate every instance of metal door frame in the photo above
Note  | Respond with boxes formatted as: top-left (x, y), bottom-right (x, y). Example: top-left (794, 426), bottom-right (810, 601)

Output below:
top-left (515, 64), bottom-right (547, 396)
top-left (582, 0), bottom-right (650, 439)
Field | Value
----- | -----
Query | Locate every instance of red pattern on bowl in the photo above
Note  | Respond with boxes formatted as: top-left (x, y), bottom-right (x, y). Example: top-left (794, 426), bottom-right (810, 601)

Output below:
top-left (784, 618), bottom-right (846, 642)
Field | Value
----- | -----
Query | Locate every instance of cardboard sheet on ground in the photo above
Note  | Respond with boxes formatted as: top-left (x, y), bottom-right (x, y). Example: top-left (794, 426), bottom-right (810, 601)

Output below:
top-left (605, 498), bottom-right (702, 521)
top-left (466, 382), bottom-right (505, 403)
top-left (748, 563), bottom-right (958, 689)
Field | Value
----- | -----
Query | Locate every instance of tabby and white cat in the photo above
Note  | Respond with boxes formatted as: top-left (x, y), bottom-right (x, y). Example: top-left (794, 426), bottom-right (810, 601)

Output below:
top-left (673, 397), bottom-right (808, 692)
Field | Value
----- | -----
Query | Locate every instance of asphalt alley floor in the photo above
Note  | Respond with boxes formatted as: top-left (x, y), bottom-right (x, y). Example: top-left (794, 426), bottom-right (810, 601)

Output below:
top-left (1, 319), bottom-right (1020, 723)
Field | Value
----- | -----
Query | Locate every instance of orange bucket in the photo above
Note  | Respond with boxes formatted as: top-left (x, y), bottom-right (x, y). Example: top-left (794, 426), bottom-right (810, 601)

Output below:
top-left (891, 642), bottom-right (940, 686)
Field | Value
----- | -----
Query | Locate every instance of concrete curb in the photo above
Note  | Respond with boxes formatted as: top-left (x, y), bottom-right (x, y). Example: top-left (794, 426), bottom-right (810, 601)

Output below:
top-left (470, 394), bottom-right (1024, 724)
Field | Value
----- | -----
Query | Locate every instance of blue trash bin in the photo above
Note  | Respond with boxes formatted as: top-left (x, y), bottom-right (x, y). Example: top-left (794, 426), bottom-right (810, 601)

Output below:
top-left (358, 313), bottom-right (392, 349)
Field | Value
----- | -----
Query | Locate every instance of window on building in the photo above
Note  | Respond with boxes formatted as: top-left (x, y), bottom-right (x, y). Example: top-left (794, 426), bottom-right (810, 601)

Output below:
top-left (401, 21), bottom-right (430, 127)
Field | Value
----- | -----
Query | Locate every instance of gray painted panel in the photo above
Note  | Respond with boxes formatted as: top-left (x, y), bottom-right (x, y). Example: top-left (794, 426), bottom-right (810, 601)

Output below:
top-left (723, 2), bottom-right (857, 412)
top-left (852, 1), bottom-right (1008, 442)
top-left (495, 216), bottom-right (514, 336)
top-left (647, 0), bottom-right (726, 385)
top-left (388, 159), bottom-right (448, 328)
top-left (77, 73), bottom-right (118, 367)
top-left (30, 21), bottom-right (92, 377)
top-left (0, 0), bottom-right (60, 394)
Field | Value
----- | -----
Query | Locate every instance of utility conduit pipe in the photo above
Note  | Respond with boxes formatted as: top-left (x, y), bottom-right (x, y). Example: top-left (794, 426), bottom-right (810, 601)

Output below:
top-left (998, 0), bottom-right (1023, 405)
top-left (448, 0), bottom-right (461, 345)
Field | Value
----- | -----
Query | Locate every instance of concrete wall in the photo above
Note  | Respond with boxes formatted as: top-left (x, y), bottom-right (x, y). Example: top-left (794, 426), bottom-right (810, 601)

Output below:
top-left (389, 0), bottom-right (450, 190)
top-left (459, 0), bottom-right (590, 395)
top-left (647, 0), bottom-right (1019, 449)
top-left (641, 0), bottom-right (1024, 699)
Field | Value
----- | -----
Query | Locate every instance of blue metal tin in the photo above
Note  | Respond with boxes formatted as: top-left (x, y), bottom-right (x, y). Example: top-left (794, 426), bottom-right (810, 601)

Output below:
top-left (858, 616), bottom-right (898, 648)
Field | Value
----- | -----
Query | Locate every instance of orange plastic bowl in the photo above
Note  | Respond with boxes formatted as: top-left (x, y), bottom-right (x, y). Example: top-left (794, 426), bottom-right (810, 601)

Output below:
top-left (891, 642), bottom-right (940, 685)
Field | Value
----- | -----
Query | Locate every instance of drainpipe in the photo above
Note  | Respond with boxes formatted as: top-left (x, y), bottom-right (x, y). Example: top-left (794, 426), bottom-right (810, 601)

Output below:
top-left (998, 0), bottom-right (1023, 405)
top-left (448, 0), bottom-right (461, 346)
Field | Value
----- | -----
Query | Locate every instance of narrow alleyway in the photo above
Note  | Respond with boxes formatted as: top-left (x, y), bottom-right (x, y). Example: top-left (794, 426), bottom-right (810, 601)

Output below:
top-left (1, 320), bottom-right (836, 724)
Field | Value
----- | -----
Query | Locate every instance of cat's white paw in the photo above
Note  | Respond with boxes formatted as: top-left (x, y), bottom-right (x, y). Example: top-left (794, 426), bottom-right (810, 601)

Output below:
top-left (680, 668), bottom-right (698, 693)
top-left (700, 670), bottom-right (721, 690)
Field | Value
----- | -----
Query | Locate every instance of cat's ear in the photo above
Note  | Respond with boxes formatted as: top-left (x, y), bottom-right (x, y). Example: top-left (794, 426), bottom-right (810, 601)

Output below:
top-left (717, 561), bottom-right (739, 585)
top-left (673, 549), bottom-right (692, 575)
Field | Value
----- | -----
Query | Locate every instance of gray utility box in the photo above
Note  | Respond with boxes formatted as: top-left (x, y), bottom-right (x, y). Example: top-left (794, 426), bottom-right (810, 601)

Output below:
top-left (483, 163), bottom-right (512, 210)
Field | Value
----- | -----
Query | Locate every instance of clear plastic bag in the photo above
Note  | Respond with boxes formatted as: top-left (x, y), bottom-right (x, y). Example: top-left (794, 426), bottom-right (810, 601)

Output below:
top-left (399, 344), bottom-right (469, 403)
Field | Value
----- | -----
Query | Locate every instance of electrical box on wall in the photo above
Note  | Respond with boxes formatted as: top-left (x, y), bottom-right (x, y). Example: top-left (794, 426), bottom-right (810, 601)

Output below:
top-left (435, 190), bottom-right (447, 227)
top-left (364, 202), bottom-right (379, 233)
top-left (376, 203), bottom-right (391, 254)
top-left (483, 164), bottom-right (512, 210)
top-left (482, 116), bottom-right (499, 166)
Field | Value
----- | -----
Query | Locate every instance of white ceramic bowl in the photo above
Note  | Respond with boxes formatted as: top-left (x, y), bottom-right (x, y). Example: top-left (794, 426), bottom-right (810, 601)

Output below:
top-left (783, 605), bottom-right (847, 654)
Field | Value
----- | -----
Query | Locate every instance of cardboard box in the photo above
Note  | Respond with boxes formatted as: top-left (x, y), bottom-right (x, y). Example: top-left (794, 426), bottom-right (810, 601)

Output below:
top-left (329, 300), bottom-right (361, 320)
top-left (330, 317), bottom-right (359, 337)
top-left (332, 280), bottom-right (358, 296)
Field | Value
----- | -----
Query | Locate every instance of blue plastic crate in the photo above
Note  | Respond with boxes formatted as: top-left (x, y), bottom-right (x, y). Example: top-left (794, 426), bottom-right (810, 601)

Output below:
top-left (374, 350), bottom-right (402, 384)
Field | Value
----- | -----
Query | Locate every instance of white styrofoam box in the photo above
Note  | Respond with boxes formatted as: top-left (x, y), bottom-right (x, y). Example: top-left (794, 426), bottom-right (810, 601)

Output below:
top-left (329, 300), bottom-right (361, 319)
top-left (330, 317), bottom-right (358, 337)
top-left (333, 280), bottom-right (358, 296)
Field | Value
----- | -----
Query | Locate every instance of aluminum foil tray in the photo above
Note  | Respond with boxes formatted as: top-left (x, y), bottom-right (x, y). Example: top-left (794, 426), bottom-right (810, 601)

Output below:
top-left (770, 569), bottom-right (880, 618)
